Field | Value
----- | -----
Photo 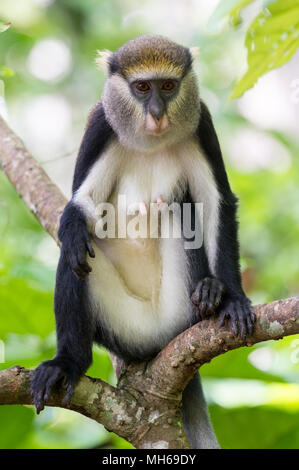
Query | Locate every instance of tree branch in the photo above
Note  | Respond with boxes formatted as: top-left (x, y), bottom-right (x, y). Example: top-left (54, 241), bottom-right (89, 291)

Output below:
top-left (0, 116), bottom-right (66, 244)
top-left (0, 115), bottom-right (298, 449)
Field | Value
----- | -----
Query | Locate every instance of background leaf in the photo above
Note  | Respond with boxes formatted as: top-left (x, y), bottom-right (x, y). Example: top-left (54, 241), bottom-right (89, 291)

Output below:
top-left (231, 0), bottom-right (299, 98)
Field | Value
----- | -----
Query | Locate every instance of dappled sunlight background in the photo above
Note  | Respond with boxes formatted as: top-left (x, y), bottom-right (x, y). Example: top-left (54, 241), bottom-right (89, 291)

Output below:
top-left (0, 0), bottom-right (298, 449)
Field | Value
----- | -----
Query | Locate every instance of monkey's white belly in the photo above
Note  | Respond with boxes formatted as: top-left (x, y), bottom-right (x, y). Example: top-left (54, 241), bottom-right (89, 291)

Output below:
top-left (73, 138), bottom-right (221, 351)
top-left (87, 236), bottom-right (191, 351)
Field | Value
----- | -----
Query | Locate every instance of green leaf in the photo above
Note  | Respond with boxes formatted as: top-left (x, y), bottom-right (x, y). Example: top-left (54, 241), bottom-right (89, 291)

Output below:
top-left (0, 406), bottom-right (34, 449)
top-left (0, 66), bottom-right (15, 78)
top-left (0, 278), bottom-right (54, 338)
top-left (211, 405), bottom-right (299, 448)
top-left (231, 0), bottom-right (299, 99)
top-left (201, 345), bottom-right (286, 383)
top-left (230, 0), bottom-right (257, 26)
top-left (209, 0), bottom-right (255, 28)
top-left (0, 22), bottom-right (10, 33)
top-left (0, 79), bottom-right (4, 97)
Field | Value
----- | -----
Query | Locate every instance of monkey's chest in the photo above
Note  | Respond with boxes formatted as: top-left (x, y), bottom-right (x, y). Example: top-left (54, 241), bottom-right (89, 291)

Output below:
top-left (87, 153), bottom-right (191, 349)
top-left (93, 157), bottom-right (184, 301)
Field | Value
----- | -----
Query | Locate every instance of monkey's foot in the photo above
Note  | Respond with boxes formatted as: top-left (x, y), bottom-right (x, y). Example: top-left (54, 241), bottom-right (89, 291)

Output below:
top-left (31, 358), bottom-right (80, 414)
top-left (219, 295), bottom-right (255, 339)
top-left (191, 277), bottom-right (225, 320)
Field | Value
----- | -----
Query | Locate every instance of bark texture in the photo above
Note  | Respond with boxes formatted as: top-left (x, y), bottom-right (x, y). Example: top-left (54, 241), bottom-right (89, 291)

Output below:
top-left (0, 115), bottom-right (298, 449)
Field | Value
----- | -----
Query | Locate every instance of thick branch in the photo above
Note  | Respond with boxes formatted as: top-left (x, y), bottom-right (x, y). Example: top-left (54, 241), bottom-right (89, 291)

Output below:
top-left (0, 366), bottom-right (137, 439)
top-left (143, 297), bottom-right (299, 397)
top-left (0, 366), bottom-right (189, 448)
top-left (0, 116), bottom-right (67, 244)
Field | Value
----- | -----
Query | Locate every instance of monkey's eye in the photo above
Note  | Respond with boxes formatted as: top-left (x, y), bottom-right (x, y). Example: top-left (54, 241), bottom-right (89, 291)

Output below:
top-left (161, 80), bottom-right (177, 92)
top-left (135, 81), bottom-right (151, 92)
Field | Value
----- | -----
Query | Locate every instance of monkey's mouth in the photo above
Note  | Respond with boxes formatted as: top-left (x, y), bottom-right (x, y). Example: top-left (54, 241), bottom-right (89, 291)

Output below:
top-left (145, 127), bottom-right (169, 136)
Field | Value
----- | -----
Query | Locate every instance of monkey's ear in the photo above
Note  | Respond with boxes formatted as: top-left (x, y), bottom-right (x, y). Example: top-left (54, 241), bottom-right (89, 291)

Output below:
top-left (189, 46), bottom-right (199, 61)
top-left (95, 49), bottom-right (113, 71)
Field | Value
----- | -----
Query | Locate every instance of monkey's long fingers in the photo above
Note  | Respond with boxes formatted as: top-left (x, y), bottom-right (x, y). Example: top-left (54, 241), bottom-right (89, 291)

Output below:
top-left (230, 307), bottom-right (239, 336)
top-left (85, 236), bottom-right (95, 258)
top-left (220, 308), bottom-right (239, 336)
top-left (31, 367), bottom-right (49, 413)
top-left (199, 281), bottom-right (211, 316)
top-left (237, 303), bottom-right (247, 339)
top-left (43, 366), bottom-right (64, 402)
top-left (62, 380), bottom-right (76, 407)
top-left (244, 304), bottom-right (255, 336)
top-left (32, 365), bottom-right (62, 414)
top-left (191, 282), bottom-right (203, 306)
top-left (212, 281), bottom-right (225, 308)
top-left (73, 266), bottom-right (91, 281)
top-left (73, 248), bottom-right (92, 279)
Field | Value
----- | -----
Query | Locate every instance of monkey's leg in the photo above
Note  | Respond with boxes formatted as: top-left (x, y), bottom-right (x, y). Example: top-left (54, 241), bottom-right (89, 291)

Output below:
top-left (191, 277), bottom-right (225, 320)
top-left (31, 254), bottom-right (94, 413)
top-left (181, 373), bottom-right (219, 449)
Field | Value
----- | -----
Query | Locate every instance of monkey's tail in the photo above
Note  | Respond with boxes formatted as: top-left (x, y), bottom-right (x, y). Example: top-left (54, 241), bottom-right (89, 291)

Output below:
top-left (181, 372), bottom-right (220, 449)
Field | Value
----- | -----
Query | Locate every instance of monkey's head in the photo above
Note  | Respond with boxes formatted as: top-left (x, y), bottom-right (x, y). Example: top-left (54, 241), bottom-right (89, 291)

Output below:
top-left (98, 35), bottom-right (200, 151)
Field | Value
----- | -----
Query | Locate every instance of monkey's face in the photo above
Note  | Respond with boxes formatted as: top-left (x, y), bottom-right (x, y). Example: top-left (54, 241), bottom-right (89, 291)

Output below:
top-left (100, 35), bottom-right (200, 151)
top-left (130, 78), bottom-right (178, 136)
top-left (102, 69), bottom-right (200, 152)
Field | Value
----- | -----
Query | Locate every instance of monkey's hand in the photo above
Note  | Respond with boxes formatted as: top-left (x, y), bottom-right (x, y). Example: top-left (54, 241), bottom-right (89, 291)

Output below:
top-left (191, 277), bottom-right (225, 320)
top-left (60, 223), bottom-right (95, 280)
top-left (31, 357), bottom-right (81, 414)
top-left (218, 295), bottom-right (255, 339)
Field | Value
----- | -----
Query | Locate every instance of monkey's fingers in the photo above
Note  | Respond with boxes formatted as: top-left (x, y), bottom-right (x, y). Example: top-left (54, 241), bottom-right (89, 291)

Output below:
top-left (244, 303), bottom-right (255, 336)
top-left (70, 247), bottom-right (92, 280)
top-left (33, 390), bottom-right (45, 415)
top-left (219, 297), bottom-right (254, 339)
top-left (191, 282), bottom-right (203, 306)
top-left (220, 308), bottom-right (238, 337)
top-left (211, 280), bottom-right (225, 308)
top-left (85, 237), bottom-right (95, 258)
top-left (61, 380), bottom-right (76, 407)
top-left (31, 363), bottom-right (63, 414)
top-left (192, 278), bottom-right (225, 318)
top-left (200, 281), bottom-right (212, 316)
top-left (73, 264), bottom-right (91, 281)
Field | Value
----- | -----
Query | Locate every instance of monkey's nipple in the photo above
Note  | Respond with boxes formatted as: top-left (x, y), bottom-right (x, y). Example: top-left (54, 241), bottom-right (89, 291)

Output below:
top-left (139, 202), bottom-right (147, 216)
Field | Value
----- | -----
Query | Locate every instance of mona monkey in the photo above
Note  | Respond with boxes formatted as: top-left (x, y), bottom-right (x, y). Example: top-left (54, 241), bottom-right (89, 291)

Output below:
top-left (31, 35), bottom-right (255, 448)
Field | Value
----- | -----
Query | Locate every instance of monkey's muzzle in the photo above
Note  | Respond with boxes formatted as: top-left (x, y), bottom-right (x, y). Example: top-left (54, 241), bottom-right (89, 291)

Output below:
top-left (144, 113), bottom-right (169, 135)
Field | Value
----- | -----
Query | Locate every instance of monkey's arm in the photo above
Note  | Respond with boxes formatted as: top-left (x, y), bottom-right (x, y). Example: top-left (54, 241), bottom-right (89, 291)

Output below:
top-left (194, 101), bottom-right (255, 337)
top-left (59, 102), bottom-right (115, 280)
top-left (31, 103), bottom-right (115, 411)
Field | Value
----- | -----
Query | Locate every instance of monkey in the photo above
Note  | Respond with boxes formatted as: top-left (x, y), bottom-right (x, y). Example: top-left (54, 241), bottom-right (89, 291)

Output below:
top-left (31, 35), bottom-right (255, 449)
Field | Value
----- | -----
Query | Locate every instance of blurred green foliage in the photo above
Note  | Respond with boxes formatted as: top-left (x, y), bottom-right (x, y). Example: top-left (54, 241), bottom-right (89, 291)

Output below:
top-left (0, 0), bottom-right (298, 449)
top-left (230, 0), bottom-right (299, 98)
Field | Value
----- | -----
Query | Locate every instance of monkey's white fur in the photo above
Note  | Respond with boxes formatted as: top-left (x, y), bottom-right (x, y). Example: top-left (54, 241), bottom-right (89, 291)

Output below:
top-left (74, 136), bottom-right (220, 352)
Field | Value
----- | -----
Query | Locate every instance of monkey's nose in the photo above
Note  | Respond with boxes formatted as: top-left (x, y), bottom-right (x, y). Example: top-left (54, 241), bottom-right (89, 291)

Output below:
top-left (145, 113), bottom-right (169, 134)
top-left (151, 114), bottom-right (161, 125)
top-left (148, 98), bottom-right (164, 122)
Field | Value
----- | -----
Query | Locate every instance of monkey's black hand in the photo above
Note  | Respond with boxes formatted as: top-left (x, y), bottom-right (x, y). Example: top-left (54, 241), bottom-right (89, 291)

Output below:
top-left (31, 357), bottom-right (81, 414)
top-left (61, 224), bottom-right (95, 281)
top-left (191, 277), bottom-right (225, 320)
top-left (218, 295), bottom-right (255, 339)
